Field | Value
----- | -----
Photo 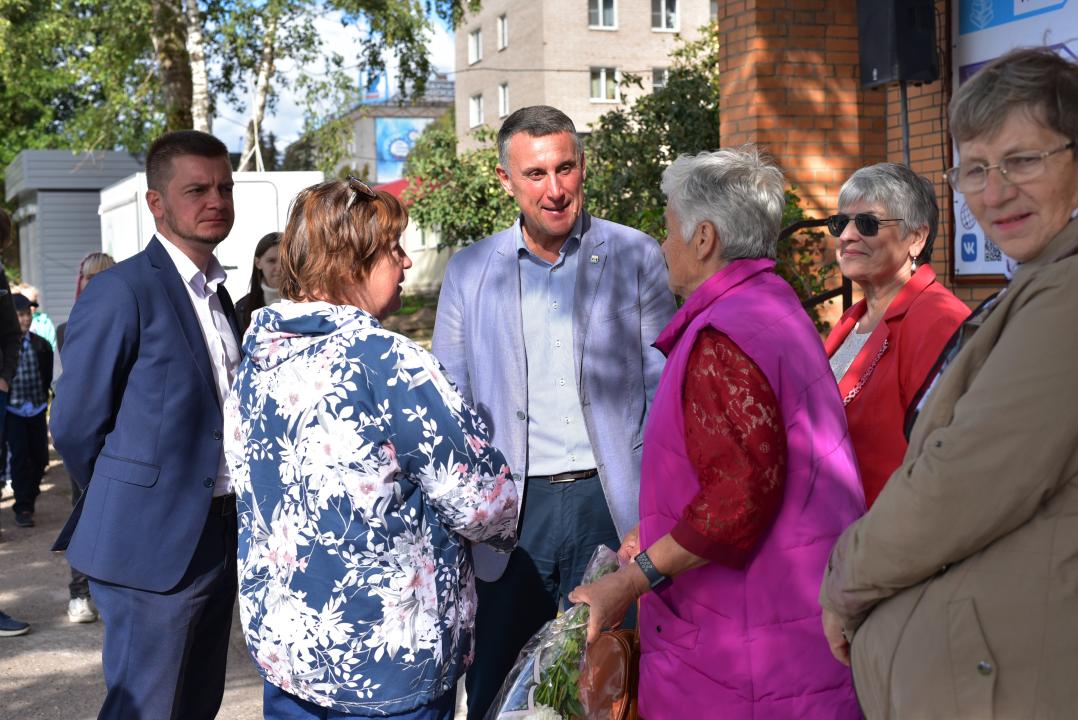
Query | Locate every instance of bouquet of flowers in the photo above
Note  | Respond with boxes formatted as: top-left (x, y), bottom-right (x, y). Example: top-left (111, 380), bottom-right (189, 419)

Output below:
top-left (484, 545), bottom-right (624, 720)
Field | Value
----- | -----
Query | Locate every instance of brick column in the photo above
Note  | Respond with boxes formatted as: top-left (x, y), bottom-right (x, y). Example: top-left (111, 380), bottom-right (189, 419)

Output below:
top-left (719, 0), bottom-right (885, 218)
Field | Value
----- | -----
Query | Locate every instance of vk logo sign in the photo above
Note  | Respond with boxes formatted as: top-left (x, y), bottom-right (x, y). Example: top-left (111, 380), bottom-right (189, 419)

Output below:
top-left (961, 234), bottom-right (978, 262)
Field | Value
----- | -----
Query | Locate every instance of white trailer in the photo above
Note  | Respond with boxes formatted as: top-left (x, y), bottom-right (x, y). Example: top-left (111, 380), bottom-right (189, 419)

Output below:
top-left (99, 171), bottom-right (323, 303)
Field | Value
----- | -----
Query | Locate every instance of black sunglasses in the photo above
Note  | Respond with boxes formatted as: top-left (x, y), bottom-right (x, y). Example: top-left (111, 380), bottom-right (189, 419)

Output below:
top-left (347, 175), bottom-right (378, 207)
top-left (826, 213), bottom-right (904, 238)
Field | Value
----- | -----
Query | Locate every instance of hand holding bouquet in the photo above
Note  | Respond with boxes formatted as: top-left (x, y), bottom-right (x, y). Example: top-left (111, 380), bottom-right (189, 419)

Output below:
top-left (485, 545), bottom-right (629, 719)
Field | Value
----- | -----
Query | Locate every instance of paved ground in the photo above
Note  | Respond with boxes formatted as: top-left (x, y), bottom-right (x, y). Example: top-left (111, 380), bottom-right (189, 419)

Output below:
top-left (0, 457), bottom-right (467, 719)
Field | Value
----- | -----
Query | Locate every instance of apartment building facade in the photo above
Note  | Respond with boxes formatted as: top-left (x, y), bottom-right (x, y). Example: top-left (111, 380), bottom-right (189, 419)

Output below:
top-left (454, 0), bottom-right (712, 148)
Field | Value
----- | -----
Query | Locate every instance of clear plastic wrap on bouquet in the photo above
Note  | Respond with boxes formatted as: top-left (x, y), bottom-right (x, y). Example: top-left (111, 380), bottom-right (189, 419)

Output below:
top-left (484, 545), bottom-right (624, 720)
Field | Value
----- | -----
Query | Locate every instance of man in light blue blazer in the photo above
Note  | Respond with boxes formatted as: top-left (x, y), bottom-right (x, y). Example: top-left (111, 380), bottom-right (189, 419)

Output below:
top-left (51, 131), bottom-right (242, 719)
top-left (433, 105), bottom-right (676, 719)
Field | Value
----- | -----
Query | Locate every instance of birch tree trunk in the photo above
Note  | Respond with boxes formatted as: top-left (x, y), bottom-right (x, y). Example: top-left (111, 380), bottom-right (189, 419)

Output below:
top-left (150, 0), bottom-right (193, 131)
top-left (184, 0), bottom-right (211, 133)
top-left (238, 12), bottom-right (280, 171)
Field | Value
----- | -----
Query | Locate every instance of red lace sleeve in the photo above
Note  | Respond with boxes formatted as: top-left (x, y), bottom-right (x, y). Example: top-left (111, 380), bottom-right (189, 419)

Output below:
top-left (671, 329), bottom-right (787, 568)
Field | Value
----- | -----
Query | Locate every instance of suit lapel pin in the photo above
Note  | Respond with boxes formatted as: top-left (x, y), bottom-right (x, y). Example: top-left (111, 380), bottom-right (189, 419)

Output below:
top-left (590, 254), bottom-right (600, 264)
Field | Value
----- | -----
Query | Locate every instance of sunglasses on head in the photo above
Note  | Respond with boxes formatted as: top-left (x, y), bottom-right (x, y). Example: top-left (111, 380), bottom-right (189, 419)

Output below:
top-left (347, 175), bottom-right (378, 207)
top-left (826, 213), bottom-right (904, 238)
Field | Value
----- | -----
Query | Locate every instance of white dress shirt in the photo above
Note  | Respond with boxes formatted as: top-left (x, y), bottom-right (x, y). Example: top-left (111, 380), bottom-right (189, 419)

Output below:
top-left (158, 235), bottom-right (241, 496)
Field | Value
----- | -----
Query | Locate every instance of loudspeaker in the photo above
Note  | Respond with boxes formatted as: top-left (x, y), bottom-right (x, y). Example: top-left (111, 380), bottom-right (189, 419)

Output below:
top-left (858, 0), bottom-right (940, 88)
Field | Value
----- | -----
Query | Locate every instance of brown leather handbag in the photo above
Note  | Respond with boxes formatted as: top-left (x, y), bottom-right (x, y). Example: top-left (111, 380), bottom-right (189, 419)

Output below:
top-left (578, 628), bottom-right (640, 720)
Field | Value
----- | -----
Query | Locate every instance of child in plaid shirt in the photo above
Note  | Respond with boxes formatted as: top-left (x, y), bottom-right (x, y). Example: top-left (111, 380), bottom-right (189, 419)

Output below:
top-left (8, 293), bottom-right (52, 528)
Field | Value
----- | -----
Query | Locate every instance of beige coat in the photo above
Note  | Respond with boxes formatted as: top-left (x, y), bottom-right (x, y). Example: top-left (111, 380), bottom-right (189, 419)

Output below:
top-left (821, 217), bottom-right (1078, 719)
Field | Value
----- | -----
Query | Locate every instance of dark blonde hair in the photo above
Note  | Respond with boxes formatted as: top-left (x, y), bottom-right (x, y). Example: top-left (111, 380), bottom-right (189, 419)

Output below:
top-left (76, 252), bottom-right (116, 299)
top-left (279, 180), bottom-right (408, 304)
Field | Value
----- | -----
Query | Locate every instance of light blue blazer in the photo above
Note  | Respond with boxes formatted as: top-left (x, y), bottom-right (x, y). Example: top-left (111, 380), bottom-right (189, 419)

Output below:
top-left (432, 213), bottom-right (676, 581)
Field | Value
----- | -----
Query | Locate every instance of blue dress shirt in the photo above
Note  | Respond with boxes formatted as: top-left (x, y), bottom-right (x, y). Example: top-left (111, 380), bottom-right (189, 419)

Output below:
top-left (516, 216), bottom-right (598, 475)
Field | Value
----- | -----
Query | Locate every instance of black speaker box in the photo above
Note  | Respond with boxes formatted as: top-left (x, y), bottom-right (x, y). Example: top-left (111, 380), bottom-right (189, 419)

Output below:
top-left (858, 0), bottom-right (940, 88)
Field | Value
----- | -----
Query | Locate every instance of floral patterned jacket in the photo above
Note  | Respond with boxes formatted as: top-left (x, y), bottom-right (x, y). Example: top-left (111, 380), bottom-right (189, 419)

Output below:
top-left (224, 301), bottom-right (518, 715)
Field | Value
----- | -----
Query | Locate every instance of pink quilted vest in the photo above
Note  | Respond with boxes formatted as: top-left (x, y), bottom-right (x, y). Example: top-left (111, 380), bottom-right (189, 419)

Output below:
top-left (638, 258), bottom-right (865, 718)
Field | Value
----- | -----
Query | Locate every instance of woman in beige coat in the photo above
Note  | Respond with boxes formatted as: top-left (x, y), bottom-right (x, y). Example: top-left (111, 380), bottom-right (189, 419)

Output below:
top-left (820, 46), bottom-right (1078, 718)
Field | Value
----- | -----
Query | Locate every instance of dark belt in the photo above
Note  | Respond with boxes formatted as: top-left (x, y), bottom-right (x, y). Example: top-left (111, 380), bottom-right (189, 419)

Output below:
top-left (209, 493), bottom-right (236, 516)
top-left (528, 468), bottom-right (598, 484)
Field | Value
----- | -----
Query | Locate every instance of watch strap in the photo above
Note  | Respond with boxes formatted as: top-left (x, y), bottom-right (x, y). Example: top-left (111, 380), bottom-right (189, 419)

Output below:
top-left (635, 549), bottom-right (668, 589)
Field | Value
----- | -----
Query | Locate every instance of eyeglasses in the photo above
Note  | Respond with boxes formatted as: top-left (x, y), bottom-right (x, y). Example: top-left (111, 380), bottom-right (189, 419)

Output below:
top-left (945, 141), bottom-right (1075, 194)
top-left (347, 175), bottom-right (377, 207)
top-left (826, 213), bottom-right (905, 238)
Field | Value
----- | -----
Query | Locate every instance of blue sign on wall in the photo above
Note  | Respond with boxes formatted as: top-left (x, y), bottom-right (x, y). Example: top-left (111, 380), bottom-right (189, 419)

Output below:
top-left (959, 0), bottom-right (1067, 34)
top-left (960, 234), bottom-right (979, 262)
top-left (375, 117), bottom-right (432, 182)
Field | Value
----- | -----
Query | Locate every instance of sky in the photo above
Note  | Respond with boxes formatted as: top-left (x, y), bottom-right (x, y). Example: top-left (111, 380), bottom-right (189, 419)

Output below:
top-left (212, 12), bottom-right (455, 155)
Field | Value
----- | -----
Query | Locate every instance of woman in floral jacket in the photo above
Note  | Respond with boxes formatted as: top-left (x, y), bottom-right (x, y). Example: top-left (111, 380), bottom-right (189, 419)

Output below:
top-left (225, 178), bottom-right (519, 720)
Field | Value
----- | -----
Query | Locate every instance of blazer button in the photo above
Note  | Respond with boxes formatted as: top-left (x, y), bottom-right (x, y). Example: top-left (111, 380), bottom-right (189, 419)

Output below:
top-left (976, 661), bottom-right (993, 676)
top-left (656, 625), bottom-right (662, 633)
top-left (203, 477), bottom-right (215, 488)
top-left (213, 430), bottom-right (222, 440)
top-left (516, 411), bottom-right (527, 421)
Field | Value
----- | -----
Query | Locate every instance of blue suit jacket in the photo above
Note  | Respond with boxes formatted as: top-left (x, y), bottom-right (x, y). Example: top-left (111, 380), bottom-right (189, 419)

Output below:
top-left (51, 237), bottom-right (241, 593)
top-left (432, 213), bottom-right (676, 581)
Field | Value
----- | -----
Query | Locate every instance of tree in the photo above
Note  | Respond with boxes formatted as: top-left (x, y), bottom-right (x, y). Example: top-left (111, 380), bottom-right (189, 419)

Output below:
top-left (584, 25), bottom-right (721, 240)
top-left (405, 25), bottom-right (835, 324)
top-left (403, 111), bottom-right (517, 246)
top-left (586, 25), bottom-right (834, 325)
top-left (0, 0), bottom-right (477, 186)
top-left (0, 0), bottom-right (163, 189)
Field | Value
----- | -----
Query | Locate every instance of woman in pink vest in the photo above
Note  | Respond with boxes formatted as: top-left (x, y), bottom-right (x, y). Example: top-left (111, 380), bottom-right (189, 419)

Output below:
top-left (571, 147), bottom-right (865, 717)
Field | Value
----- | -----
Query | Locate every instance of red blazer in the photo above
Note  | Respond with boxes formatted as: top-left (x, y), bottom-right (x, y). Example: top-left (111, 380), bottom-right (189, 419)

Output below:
top-left (825, 266), bottom-right (970, 507)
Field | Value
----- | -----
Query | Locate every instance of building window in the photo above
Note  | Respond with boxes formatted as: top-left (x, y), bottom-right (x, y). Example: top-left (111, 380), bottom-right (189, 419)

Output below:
top-left (468, 28), bottom-right (483, 64)
top-left (589, 0), bottom-right (616, 28)
top-left (469, 93), bottom-right (484, 127)
top-left (498, 83), bottom-right (510, 117)
top-left (652, 0), bottom-right (676, 30)
top-left (590, 67), bottom-right (619, 102)
top-left (710, 0), bottom-right (718, 21)
top-left (652, 67), bottom-right (668, 91)
top-left (497, 15), bottom-right (508, 50)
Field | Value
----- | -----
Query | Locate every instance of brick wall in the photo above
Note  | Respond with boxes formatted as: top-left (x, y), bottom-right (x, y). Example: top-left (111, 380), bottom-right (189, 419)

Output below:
top-left (878, 0), bottom-right (1000, 306)
top-left (719, 0), bottom-right (1001, 310)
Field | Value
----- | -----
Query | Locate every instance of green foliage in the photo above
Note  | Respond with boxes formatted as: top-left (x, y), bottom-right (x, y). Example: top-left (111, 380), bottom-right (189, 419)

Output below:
top-left (779, 189), bottom-right (837, 330)
top-left (403, 111), bottom-right (517, 246)
top-left (586, 24), bottom-right (834, 327)
top-left (0, 0), bottom-right (162, 189)
top-left (0, 0), bottom-right (476, 188)
top-left (584, 24), bottom-right (721, 240)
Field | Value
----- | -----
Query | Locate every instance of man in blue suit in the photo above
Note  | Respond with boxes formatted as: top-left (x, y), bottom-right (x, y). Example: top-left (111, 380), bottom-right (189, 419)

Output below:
top-left (51, 130), bottom-right (242, 719)
top-left (432, 105), bottom-right (677, 719)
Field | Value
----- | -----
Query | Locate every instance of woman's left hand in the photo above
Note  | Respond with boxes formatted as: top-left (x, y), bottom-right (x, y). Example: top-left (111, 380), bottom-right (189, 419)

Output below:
top-left (569, 566), bottom-right (647, 644)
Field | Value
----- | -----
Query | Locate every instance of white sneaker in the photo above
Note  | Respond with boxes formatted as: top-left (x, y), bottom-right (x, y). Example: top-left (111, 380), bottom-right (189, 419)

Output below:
top-left (67, 597), bottom-right (98, 624)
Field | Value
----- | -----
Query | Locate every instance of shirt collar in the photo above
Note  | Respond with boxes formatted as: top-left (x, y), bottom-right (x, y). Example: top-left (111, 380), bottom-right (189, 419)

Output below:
top-left (157, 233), bottom-right (227, 294)
top-left (514, 213), bottom-right (585, 260)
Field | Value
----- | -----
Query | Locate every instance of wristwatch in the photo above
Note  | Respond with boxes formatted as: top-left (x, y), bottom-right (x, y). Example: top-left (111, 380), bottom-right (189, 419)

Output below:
top-left (634, 550), bottom-right (669, 589)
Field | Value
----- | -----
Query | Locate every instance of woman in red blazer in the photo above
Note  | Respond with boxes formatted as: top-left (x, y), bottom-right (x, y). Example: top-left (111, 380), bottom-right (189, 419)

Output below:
top-left (824, 163), bottom-right (970, 507)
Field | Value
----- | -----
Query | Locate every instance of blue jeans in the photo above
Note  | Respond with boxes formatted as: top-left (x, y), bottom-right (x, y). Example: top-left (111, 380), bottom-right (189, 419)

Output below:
top-left (263, 681), bottom-right (456, 720)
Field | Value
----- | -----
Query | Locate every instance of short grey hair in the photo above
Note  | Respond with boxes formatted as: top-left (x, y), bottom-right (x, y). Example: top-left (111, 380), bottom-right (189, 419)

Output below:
top-left (838, 163), bottom-right (938, 263)
top-left (497, 105), bottom-right (583, 170)
top-left (950, 46), bottom-right (1078, 147)
top-left (660, 146), bottom-right (785, 260)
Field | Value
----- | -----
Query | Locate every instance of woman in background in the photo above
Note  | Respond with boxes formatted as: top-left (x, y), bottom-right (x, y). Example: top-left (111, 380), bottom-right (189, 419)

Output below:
top-left (824, 163), bottom-right (969, 507)
top-left (234, 231), bottom-right (281, 332)
top-left (57, 252), bottom-right (116, 350)
top-left (56, 251), bottom-right (116, 624)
